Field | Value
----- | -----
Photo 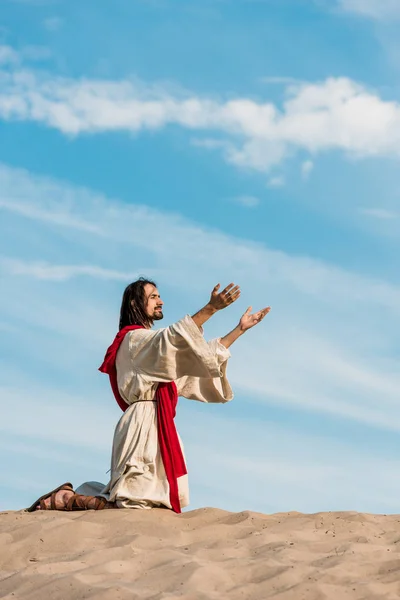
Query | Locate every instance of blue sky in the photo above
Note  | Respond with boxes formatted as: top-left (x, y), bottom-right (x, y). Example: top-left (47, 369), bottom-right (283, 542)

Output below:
top-left (1, 0), bottom-right (400, 514)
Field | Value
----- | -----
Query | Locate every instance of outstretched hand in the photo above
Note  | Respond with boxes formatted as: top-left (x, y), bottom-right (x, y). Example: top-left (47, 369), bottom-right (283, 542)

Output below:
top-left (239, 306), bottom-right (271, 332)
top-left (209, 283), bottom-right (241, 311)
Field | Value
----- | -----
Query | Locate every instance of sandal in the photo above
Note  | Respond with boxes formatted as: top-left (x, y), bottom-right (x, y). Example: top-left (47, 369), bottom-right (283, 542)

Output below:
top-left (65, 494), bottom-right (116, 511)
top-left (26, 482), bottom-right (74, 512)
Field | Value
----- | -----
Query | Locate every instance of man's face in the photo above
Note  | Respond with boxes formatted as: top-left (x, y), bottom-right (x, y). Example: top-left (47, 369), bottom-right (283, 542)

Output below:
top-left (143, 284), bottom-right (164, 321)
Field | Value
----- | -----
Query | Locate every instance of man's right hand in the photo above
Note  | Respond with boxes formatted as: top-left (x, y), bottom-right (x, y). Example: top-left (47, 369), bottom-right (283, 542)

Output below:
top-left (209, 283), bottom-right (241, 311)
top-left (191, 283), bottom-right (241, 330)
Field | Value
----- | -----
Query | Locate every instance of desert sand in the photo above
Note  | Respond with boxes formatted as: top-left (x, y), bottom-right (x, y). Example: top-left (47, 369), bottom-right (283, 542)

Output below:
top-left (1, 507), bottom-right (400, 599)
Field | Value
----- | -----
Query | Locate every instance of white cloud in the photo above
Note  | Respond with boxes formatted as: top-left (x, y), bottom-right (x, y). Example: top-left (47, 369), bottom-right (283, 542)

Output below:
top-left (267, 175), bottom-right (285, 187)
top-left (360, 207), bottom-right (399, 219)
top-left (1, 162), bottom-right (400, 435)
top-left (0, 44), bottom-right (50, 65)
top-left (232, 195), bottom-right (260, 208)
top-left (21, 45), bottom-right (52, 61)
top-left (260, 76), bottom-right (303, 86)
top-left (0, 384), bottom-right (115, 451)
top-left (0, 257), bottom-right (149, 281)
top-left (185, 408), bottom-right (400, 513)
top-left (0, 45), bottom-right (19, 65)
top-left (2, 52), bottom-right (400, 173)
top-left (301, 159), bottom-right (314, 180)
top-left (43, 16), bottom-right (63, 31)
top-left (337, 0), bottom-right (400, 20)
top-left (0, 197), bottom-right (102, 233)
top-left (191, 137), bottom-right (227, 150)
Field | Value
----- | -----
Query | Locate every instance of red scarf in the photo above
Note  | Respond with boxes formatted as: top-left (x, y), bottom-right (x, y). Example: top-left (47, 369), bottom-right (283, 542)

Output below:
top-left (99, 325), bottom-right (187, 513)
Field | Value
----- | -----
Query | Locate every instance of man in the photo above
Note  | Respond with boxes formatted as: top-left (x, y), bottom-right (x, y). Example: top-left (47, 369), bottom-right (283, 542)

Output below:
top-left (27, 279), bottom-right (270, 512)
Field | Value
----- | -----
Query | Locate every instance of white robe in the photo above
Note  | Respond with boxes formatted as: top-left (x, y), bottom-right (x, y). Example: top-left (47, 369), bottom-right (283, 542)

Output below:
top-left (76, 315), bottom-right (233, 509)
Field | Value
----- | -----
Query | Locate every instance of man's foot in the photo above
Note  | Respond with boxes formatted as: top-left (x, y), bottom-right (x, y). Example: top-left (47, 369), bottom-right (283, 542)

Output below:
top-left (26, 482), bottom-right (75, 512)
top-left (26, 483), bottom-right (116, 512)
top-left (64, 494), bottom-right (116, 510)
top-left (36, 488), bottom-right (74, 510)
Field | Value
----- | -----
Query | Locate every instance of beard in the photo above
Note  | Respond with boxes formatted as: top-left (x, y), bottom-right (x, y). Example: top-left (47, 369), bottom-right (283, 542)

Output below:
top-left (153, 309), bottom-right (164, 321)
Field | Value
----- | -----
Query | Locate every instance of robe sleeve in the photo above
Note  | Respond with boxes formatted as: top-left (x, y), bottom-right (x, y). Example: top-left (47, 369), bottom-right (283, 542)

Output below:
top-left (175, 337), bottom-right (233, 404)
top-left (115, 315), bottom-right (233, 404)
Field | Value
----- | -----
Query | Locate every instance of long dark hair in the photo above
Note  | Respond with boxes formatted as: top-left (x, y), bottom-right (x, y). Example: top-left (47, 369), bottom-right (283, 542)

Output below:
top-left (119, 278), bottom-right (157, 330)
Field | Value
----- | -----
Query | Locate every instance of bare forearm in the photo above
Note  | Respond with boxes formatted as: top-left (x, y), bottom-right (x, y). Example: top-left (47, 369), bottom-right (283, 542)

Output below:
top-left (220, 324), bottom-right (245, 349)
top-left (191, 283), bottom-right (241, 330)
top-left (191, 303), bottom-right (218, 330)
top-left (220, 305), bottom-right (271, 348)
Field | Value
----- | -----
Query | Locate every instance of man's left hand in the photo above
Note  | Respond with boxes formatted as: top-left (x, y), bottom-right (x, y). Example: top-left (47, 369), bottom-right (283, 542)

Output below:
top-left (239, 306), bottom-right (271, 332)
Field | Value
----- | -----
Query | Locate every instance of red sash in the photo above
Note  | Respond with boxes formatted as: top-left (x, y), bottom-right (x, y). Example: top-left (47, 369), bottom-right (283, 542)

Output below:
top-left (99, 325), bottom-right (187, 513)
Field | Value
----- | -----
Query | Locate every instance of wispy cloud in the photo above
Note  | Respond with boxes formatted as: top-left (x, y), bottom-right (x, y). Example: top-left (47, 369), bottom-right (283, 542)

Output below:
top-left (0, 197), bottom-right (102, 233)
top-left (360, 207), bottom-right (399, 219)
top-left (43, 16), bottom-right (63, 31)
top-left (2, 49), bottom-right (400, 173)
top-left (0, 383), bottom-right (115, 451)
top-left (260, 76), bottom-right (303, 86)
top-left (0, 45), bottom-right (19, 65)
top-left (1, 162), bottom-right (400, 436)
top-left (22, 46), bottom-right (52, 61)
top-left (0, 257), bottom-right (148, 282)
top-left (180, 405), bottom-right (400, 513)
top-left (267, 175), bottom-right (285, 188)
top-left (0, 44), bottom-right (51, 65)
top-left (301, 160), bottom-right (314, 180)
top-left (231, 195), bottom-right (260, 208)
top-left (337, 0), bottom-right (400, 20)
top-left (4, 385), bottom-right (400, 513)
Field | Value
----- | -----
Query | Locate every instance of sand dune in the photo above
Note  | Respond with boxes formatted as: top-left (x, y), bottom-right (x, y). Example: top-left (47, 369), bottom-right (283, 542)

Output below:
top-left (1, 507), bottom-right (400, 599)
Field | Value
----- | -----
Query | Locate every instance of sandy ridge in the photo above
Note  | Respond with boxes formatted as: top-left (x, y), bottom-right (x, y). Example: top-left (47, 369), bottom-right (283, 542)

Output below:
top-left (1, 508), bottom-right (400, 599)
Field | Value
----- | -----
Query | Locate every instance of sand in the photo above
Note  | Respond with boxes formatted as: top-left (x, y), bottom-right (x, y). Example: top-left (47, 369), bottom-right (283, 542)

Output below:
top-left (1, 508), bottom-right (400, 599)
